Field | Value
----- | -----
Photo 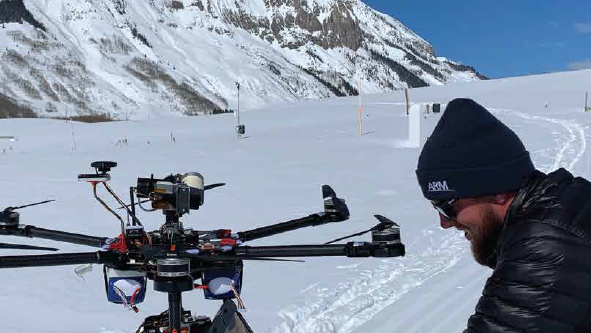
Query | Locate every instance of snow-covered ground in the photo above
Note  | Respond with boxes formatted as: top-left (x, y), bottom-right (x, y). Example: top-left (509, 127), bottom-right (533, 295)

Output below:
top-left (0, 69), bottom-right (590, 333)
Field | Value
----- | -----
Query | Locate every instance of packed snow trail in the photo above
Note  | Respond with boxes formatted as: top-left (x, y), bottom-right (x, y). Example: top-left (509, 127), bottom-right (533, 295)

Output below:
top-left (493, 109), bottom-right (587, 172)
top-left (269, 232), bottom-right (467, 333)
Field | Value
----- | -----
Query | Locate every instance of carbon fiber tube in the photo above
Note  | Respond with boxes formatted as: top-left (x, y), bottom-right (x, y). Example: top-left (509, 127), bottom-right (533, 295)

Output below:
top-left (26, 226), bottom-right (109, 248)
top-left (0, 251), bottom-right (109, 268)
top-left (237, 214), bottom-right (326, 242)
top-left (237, 244), bottom-right (348, 257)
top-left (236, 242), bottom-right (405, 258)
top-left (168, 292), bottom-right (182, 333)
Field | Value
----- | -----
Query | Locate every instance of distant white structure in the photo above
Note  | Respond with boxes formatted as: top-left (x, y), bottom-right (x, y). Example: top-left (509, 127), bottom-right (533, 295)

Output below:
top-left (0, 136), bottom-right (16, 142)
top-left (408, 104), bottom-right (421, 148)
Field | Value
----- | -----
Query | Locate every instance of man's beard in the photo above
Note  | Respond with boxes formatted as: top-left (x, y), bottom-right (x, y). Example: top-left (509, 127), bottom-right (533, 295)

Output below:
top-left (470, 207), bottom-right (504, 266)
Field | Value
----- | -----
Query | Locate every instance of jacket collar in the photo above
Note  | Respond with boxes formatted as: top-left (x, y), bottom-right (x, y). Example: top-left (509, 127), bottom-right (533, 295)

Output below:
top-left (484, 169), bottom-right (547, 268)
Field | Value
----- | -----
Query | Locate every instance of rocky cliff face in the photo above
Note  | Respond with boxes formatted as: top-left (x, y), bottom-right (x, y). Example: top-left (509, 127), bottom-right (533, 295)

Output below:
top-left (0, 0), bottom-right (485, 119)
top-left (0, 0), bottom-right (45, 31)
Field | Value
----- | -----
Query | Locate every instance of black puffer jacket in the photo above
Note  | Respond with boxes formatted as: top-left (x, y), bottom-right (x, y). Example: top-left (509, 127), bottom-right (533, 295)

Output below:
top-left (466, 168), bottom-right (591, 333)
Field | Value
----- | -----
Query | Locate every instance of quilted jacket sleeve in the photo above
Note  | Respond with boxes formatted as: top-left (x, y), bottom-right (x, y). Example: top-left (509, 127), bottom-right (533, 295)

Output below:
top-left (464, 221), bottom-right (591, 333)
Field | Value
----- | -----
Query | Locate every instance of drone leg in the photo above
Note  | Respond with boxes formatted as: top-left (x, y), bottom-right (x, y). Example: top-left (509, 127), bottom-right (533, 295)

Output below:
top-left (168, 291), bottom-right (183, 333)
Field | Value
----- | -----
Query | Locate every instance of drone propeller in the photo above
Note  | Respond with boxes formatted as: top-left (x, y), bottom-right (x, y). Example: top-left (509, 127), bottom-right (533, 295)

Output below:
top-left (4, 199), bottom-right (55, 211)
top-left (204, 183), bottom-right (226, 191)
top-left (373, 214), bottom-right (398, 229)
top-left (236, 185), bottom-right (350, 242)
top-left (0, 242), bottom-right (58, 251)
top-left (2, 200), bottom-right (56, 230)
top-left (324, 214), bottom-right (398, 245)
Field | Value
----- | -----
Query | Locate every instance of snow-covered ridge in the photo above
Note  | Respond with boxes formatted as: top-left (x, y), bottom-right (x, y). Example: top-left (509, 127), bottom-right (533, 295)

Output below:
top-left (0, 0), bottom-right (484, 119)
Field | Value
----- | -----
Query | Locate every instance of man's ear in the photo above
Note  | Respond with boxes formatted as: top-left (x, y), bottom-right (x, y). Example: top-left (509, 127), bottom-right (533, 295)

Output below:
top-left (494, 193), bottom-right (515, 205)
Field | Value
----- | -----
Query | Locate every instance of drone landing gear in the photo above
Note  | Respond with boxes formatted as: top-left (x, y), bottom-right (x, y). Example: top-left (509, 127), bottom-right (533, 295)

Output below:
top-left (138, 308), bottom-right (210, 333)
top-left (138, 299), bottom-right (253, 333)
top-left (146, 257), bottom-right (253, 333)
top-left (209, 299), bottom-right (254, 333)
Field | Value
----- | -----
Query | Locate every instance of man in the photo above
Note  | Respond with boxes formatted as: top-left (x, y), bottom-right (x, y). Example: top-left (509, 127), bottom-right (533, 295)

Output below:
top-left (416, 98), bottom-right (591, 333)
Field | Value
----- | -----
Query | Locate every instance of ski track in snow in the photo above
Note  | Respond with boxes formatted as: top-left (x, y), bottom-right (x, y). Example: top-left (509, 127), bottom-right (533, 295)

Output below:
top-left (268, 232), bottom-right (467, 333)
top-left (493, 109), bottom-right (587, 173)
top-left (515, 113), bottom-right (586, 173)
top-left (268, 108), bottom-right (587, 333)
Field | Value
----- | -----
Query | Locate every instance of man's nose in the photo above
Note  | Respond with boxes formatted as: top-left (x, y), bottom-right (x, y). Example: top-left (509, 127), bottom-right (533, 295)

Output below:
top-left (439, 214), bottom-right (456, 229)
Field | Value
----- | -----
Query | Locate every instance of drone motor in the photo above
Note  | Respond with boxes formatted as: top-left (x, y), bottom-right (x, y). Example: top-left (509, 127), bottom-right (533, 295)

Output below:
top-left (372, 226), bottom-right (401, 245)
top-left (154, 258), bottom-right (194, 294)
top-left (0, 209), bottom-right (19, 227)
top-left (157, 258), bottom-right (191, 278)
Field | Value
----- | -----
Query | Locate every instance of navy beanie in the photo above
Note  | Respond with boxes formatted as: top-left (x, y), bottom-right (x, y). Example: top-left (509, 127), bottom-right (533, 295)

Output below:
top-left (416, 98), bottom-right (535, 201)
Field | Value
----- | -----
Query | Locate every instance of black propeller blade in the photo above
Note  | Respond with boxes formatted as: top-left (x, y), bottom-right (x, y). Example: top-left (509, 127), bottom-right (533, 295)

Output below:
top-left (324, 214), bottom-right (398, 244)
top-left (4, 199), bottom-right (56, 211)
top-left (0, 242), bottom-right (58, 251)
top-left (373, 215), bottom-right (398, 229)
top-left (204, 183), bottom-right (226, 191)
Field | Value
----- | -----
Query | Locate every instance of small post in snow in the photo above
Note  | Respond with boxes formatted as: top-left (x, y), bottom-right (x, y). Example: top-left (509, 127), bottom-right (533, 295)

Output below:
top-left (585, 92), bottom-right (589, 112)
top-left (404, 88), bottom-right (410, 116)
top-left (358, 76), bottom-right (363, 136)
top-left (69, 117), bottom-right (76, 151)
top-left (235, 82), bottom-right (245, 138)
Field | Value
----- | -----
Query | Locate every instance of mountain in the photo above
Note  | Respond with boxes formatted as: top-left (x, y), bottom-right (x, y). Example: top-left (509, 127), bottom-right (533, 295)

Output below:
top-left (0, 0), bottom-right (486, 119)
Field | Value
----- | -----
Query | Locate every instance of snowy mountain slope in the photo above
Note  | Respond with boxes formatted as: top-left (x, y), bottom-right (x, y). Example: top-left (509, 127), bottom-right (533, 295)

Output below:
top-left (1, 69), bottom-right (590, 333)
top-left (0, 0), bottom-right (484, 119)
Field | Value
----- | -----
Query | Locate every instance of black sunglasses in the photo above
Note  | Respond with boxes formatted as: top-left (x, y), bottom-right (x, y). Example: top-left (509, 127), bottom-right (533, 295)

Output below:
top-left (431, 198), bottom-right (457, 220)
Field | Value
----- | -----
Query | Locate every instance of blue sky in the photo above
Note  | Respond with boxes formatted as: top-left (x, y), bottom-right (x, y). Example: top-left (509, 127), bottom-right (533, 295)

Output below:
top-left (363, 1), bottom-right (591, 79)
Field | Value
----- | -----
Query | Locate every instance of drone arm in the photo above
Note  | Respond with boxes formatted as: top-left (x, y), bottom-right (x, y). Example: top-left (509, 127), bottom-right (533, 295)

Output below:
top-left (0, 251), bottom-right (116, 268)
top-left (27, 226), bottom-right (109, 248)
top-left (237, 214), bottom-right (325, 242)
top-left (0, 225), bottom-right (109, 248)
top-left (236, 242), bottom-right (405, 258)
top-left (237, 185), bottom-right (350, 242)
top-left (237, 244), bottom-right (350, 257)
